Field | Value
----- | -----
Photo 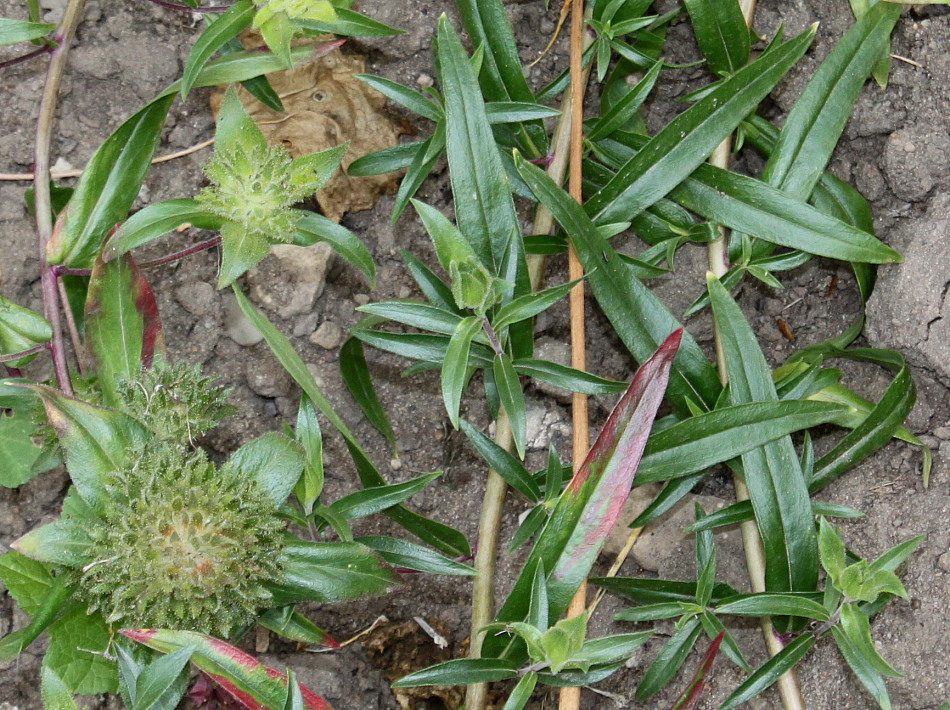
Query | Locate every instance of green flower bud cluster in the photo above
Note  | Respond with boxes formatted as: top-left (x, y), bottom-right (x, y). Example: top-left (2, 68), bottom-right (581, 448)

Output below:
top-left (197, 139), bottom-right (316, 249)
top-left (114, 361), bottom-right (236, 443)
top-left (253, 0), bottom-right (336, 27)
top-left (79, 442), bottom-right (285, 637)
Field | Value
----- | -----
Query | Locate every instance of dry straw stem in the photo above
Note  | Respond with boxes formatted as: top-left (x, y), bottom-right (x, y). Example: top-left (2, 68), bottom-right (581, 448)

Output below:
top-left (707, 1), bottom-right (806, 709)
top-left (464, 8), bottom-right (594, 710)
top-left (559, 0), bottom-right (590, 707)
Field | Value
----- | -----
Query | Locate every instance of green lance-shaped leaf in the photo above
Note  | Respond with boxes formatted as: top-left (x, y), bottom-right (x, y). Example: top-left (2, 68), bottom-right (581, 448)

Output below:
top-left (485, 330), bottom-right (681, 660)
top-left (636, 400), bottom-right (846, 483)
top-left (119, 629), bottom-right (334, 710)
top-left (460, 419), bottom-right (540, 501)
top-left (585, 25), bottom-right (815, 225)
top-left (257, 606), bottom-right (337, 647)
top-left (12, 384), bottom-right (150, 509)
top-left (708, 275), bottom-right (819, 610)
top-left (0, 17), bottom-right (55, 44)
top-left (831, 625), bottom-right (893, 710)
top-left (0, 295), bottom-right (51, 367)
top-left (682, 0), bottom-right (750, 75)
top-left (339, 338), bottom-right (396, 455)
top-left (159, 45), bottom-right (317, 97)
top-left (329, 471), bottom-right (441, 520)
top-left (180, 0), bottom-right (255, 99)
top-left (762, 2), bottom-right (901, 200)
top-left (718, 634), bottom-right (816, 710)
top-left (0, 577), bottom-right (73, 662)
top-left (810, 367), bottom-right (915, 491)
top-left (292, 8), bottom-right (402, 38)
top-left (355, 536), bottom-right (475, 577)
top-left (636, 616), bottom-right (703, 700)
top-left (493, 353), bottom-right (527, 459)
top-left (267, 540), bottom-right (396, 606)
top-left (392, 659), bottom-right (518, 688)
top-left (594, 576), bottom-right (741, 607)
top-left (441, 316), bottom-right (482, 428)
top-left (47, 95), bottom-right (176, 268)
top-left (106, 198), bottom-right (224, 258)
top-left (12, 519), bottom-right (92, 568)
top-left (232, 286), bottom-right (470, 557)
top-left (132, 645), bottom-right (195, 710)
top-left (84, 253), bottom-right (164, 405)
top-left (514, 151), bottom-right (720, 414)
top-left (588, 60), bottom-right (662, 142)
top-left (436, 14), bottom-right (525, 296)
top-left (0, 407), bottom-right (44, 488)
top-left (293, 396), bottom-right (324, 514)
top-left (713, 593), bottom-right (830, 620)
top-left (292, 212), bottom-right (375, 288)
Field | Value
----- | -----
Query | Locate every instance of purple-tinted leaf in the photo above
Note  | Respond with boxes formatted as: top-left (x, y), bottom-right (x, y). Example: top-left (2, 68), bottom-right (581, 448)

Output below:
top-left (486, 330), bottom-right (682, 659)
top-left (120, 629), bottom-right (333, 710)
top-left (85, 254), bottom-right (164, 405)
top-left (669, 630), bottom-right (724, 710)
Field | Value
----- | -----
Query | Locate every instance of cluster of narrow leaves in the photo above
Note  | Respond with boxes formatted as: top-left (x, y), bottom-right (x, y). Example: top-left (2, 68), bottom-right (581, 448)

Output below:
top-left (342, 0), bottom-right (929, 707)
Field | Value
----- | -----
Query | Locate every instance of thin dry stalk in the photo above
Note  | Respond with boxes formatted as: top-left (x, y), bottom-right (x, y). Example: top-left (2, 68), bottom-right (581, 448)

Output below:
top-left (706, 2), bottom-right (806, 708)
top-left (558, 0), bottom-right (590, 708)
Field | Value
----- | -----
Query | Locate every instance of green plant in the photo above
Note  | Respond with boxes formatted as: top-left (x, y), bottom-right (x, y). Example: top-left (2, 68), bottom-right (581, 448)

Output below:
top-left (0, 0), bottom-right (938, 708)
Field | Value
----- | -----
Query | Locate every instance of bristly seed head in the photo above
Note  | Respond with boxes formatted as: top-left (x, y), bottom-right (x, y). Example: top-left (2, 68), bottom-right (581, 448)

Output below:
top-left (78, 442), bottom-right (284, 637)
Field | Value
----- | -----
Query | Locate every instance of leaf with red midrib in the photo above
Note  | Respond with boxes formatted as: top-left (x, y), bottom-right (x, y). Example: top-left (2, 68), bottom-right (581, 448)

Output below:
top-left (121, 629), bottom-right (333, 710)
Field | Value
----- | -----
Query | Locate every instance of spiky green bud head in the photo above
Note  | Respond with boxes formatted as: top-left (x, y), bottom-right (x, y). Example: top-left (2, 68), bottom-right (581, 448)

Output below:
top-left (197, 140), bottom-right (311, 247)
top-left (78, 443), bottom-right (284, 637)
top-left (114, 361), bottom-right (236, 442)
top-left (253, 0), bottom-right (336, 27)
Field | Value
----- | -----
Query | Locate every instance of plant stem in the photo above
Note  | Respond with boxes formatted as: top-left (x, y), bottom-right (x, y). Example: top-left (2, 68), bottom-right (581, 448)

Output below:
top-left (33, 0), bottom-right (85, 396)
top-left (559, 0), bottom-right (590, 706)
top-left (706, 2), bottom-right (806, 709)
top-left (137, 235), bottom-right (222, 268)
top-left (144, 0), bottom-right (230, 13)
top-left (464, 18), bottom-right (595, 709)
top-left (0, 45), bottom-right (54, 70)
top-left (0, 343), bottom-right (50, 363)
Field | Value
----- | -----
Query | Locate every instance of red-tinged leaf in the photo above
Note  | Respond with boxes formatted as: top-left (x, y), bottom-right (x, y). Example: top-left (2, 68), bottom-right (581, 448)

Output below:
top-left (669, 630), bottom-right (725, 710)
top-left (120, 629), bottom-right (333, 710)
top-left (485, 330), bottom-right (681, 660)
top-left (84, 253), bottom-right (164, 405)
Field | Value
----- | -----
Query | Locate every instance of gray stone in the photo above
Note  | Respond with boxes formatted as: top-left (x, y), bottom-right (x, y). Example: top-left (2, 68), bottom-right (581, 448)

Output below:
top-left (247, 243), bottom-right (335, 319)
top-left (309, 320), bottom-right (344, 350)
top-left (222, 292), bottom-right (263, 346)
top-left (0, 186), bottom-right (25, 221)
top-left (245, 356), bottom-right (292, 398)
top-left (531, 336), bottom-right (572, 403)
top-left (627, 494), bottom-right (730, 573)
top-left (883, 126), bottom-right (950, 202)
top-left (293, 312), bottom-right (320, 337)
top-left (174, 281), bottom-right (217, 318)
top-left (866, 195), bottom-right (950, 387)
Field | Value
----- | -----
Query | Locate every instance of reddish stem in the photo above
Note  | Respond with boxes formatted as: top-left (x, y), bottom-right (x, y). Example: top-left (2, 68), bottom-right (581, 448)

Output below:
top-left (144, 0), bottom-right (232, 12)
top-left (137, 236), bottom-right (221, 268)
top-left (0, 45), bottom-right (54, 70)
top-left (0, 343), bottom-right (50, 363)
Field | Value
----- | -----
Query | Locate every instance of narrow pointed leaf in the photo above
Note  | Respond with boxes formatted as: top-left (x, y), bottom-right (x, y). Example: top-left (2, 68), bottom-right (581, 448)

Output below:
top-left (120, 629), bottom-right (333, 710)
top-left (460, 420), bottom-right (540, 501)
top-left (0, 578), bottom-right (73, 661)
top-left (708, 276), bottom-right (818, 604)
top-left (106, 199), bottom-right (223, 258)
top-left (47, 96), bottom-right (176, 267)
top-left (514, 152), bottom-right (721, 414)
top-left (12, 519), bottom-right (92, 567)
top-left (0, 18), bottom-right (55, 44)
top-left (355, 536), bottom-right (475, 576)
top-left (133, 645), bottom-right (195, 710)
top-left (585, 26), bottom-right (815, 224)
top-left (339, 338), bottom-right (396, 454)
top-left (392, 659), bottom-right (518, 687)
top-left (257, 607), bottom-right (336, 647)
top-left (502, 671), bottom-right (537, 710)
top-left (180, 0), bottom-right (255, 99)
top-left (486, 331), bottom-right (681, 659)
top-left (493, 353), bottom-right (527, 459)
top-left (329, 472), bottom-right (441, 520)
top-left (635, 617), bottom-right (702, 700)
top-left (762, 3), bottom-right (901, 199)
top-left (718, 634), bottom-right (815, 709)
top-left (839, 603), bottom-right (901, 677)
top-left (714, 594), bottom-right (829, 620)
top-left (683, 0), bottom-right (750, 75)
top-left (831, 626), bottom-right (892, 710)
top-left (232, 287), bottom-right (470, 557)
top-left (441, 316), bottom-right (482, 428)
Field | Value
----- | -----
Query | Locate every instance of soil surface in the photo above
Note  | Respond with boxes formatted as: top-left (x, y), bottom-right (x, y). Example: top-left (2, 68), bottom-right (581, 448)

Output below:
top-left (1, 1), bottom-right (949, 709)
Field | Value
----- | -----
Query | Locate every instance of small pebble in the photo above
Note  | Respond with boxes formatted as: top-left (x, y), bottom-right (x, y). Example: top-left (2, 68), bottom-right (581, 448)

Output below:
top-left (310, 321), bottom-right (344, 350)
